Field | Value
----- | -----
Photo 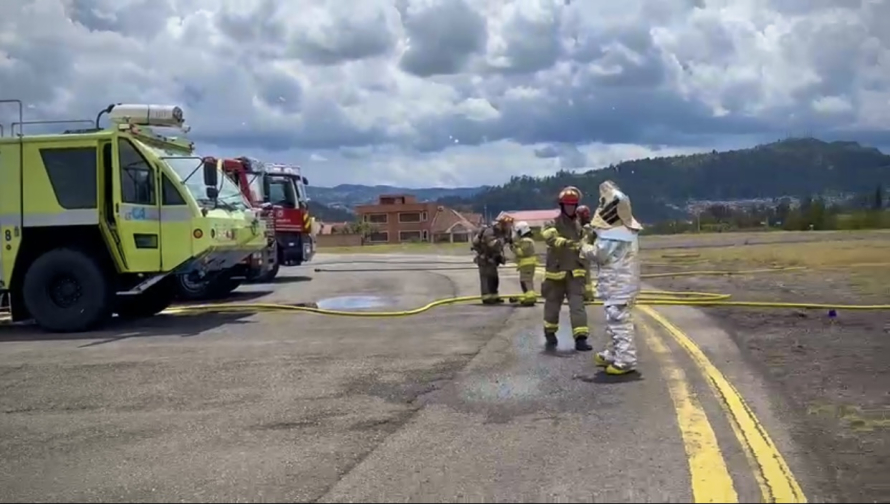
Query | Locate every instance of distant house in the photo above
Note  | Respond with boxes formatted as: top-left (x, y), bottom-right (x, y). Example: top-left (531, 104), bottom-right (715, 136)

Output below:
top-left (354, 194), bottom-right (480, 244)
top-left (496, 209), bottom-right (560, 230)
top-left (318, 221), bottom-right (350, 235)
top-left (355, 194), bottom-right (438, 243)
top-left (462, 212), bottom-right (484, 227)
top-left (431, 206), bottom-right (481, 243)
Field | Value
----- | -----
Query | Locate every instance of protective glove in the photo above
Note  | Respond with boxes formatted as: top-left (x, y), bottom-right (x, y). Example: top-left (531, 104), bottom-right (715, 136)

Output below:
top-left (566, 240), bottom-right (581, 251)
top-left (580, 243), bottom-right (597, 263)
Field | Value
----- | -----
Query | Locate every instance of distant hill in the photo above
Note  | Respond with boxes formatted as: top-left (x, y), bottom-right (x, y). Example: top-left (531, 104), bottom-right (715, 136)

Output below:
top-left (307, 201), bottom-right (354, 222)
top-left (308, 184), bottom-right (485, 212)
top-left (440, 138), bottom-right (890, 223)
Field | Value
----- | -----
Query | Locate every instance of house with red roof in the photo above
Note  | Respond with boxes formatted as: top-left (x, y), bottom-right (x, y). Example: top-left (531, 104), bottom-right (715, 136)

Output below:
top-left (495, 209), bottom-right (560, 229)
top-left (431, 206), bottom-right (481, 243)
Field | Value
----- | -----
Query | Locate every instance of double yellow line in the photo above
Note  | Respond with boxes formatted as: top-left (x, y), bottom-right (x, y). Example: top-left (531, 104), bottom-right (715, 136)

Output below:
top-left (639, 306), bottom-right (808, 503)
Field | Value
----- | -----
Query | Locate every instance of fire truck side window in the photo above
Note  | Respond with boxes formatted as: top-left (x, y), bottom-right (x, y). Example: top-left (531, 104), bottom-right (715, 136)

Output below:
top-left (118, 139), bottom-right (156, 205)
top-left (38, 146), bottom-right (98, 209)
top-left (161, 173), bottom-right (186, 205)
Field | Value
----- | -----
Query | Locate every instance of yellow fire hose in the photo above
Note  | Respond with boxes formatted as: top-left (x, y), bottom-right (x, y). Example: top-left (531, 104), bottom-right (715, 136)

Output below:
top-left (2, 255), bottom-right (886, 324)
top-left (159, 255), bottom-right (890, 316)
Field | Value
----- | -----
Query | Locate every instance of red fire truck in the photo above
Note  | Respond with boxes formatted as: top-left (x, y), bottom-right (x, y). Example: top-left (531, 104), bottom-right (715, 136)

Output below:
top-left (173, 157), bottom-right (316, 300)
top-left (221, 157), bottom-right (316, 281)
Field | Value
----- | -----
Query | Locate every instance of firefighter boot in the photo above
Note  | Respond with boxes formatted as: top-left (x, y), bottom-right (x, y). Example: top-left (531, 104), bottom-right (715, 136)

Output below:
top-left (575, 336), bottom-right (593, 352)
top-left (544, 332), bottom-right (558, 350)
top-left (606, 363), bottom-right (637, 376)
top-left (594, 352), bottom-right (611, 368)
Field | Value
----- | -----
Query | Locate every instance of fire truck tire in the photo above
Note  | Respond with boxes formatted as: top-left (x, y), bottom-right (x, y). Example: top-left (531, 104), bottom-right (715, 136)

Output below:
top-left (22, 248), bottom-right (113, 333)
top-left (175, 272), bottom-right (243, 301)
top-left (115, 278), bottom-right (176, 319)
top-left (254, 261), bottom-right (280, 283)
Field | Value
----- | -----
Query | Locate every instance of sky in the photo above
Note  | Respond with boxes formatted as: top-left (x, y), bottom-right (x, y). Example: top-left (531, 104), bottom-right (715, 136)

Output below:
top-left (2, 0), bottom-right (889, 188)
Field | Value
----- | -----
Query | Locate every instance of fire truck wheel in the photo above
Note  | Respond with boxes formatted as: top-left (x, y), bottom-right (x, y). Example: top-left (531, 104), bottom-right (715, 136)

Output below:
top-left (175, 272), bottom-right (242, 301)
top-left (253, 261), bottom-right (280, 283)
top-left (115, 278), bottom-right (176, 319)
top-left (22, 248), bottom-right (113, 333)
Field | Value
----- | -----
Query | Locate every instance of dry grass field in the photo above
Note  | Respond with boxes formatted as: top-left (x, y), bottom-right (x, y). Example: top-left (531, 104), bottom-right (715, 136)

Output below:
top-left (319, 229), bottom-right (890, 256)
top-left (642, 238), bottom-right (890, 298)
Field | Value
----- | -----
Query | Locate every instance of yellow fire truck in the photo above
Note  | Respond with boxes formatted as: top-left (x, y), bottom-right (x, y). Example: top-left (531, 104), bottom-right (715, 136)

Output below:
top-left (0, 100), bottom-right (268, 332)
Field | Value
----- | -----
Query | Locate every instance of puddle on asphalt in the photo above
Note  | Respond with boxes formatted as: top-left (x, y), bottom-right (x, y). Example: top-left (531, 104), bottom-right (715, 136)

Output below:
top-left (463, 375), bottom-right (543, 402)
top-left (315, 295), bottom-right (392, 311)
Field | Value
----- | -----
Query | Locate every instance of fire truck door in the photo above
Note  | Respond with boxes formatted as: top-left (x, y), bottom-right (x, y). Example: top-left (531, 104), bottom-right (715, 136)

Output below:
top-left (111, 138), bottom-right (162, 272)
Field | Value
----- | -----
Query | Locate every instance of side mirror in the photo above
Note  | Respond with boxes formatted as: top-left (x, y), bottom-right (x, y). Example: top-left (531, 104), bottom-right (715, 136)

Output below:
top-left (203, 159), bottom-right (218, 188)
top-left (206, 186), bottom-right (219, 199)
top-left (302, 176), bottom-right (309, 185)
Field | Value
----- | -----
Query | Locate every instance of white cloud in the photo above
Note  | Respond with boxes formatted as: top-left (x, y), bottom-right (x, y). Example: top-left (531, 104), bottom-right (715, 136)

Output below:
top-left (1, 0), bottom-right (888, 188)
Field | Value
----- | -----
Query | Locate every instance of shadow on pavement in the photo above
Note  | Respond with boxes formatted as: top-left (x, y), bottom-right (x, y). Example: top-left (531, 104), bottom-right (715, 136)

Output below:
top-left (252, 275), bottom-right (312, 285)
top-left (575, 371), bottom-right (644, 384)
top-left (176, 290), bottom-right (275, 305)
top-left (0, 312), bottom-right (255, 346)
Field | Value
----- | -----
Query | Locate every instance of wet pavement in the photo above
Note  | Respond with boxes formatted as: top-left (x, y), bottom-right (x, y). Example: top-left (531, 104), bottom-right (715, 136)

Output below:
top-left (0, 253), bottom-right (811, 503)
top-left (315, 295), bottom-right (393, 311)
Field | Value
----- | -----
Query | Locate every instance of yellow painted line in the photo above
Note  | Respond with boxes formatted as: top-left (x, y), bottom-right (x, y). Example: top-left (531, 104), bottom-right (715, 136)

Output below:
top-left (639, 305), bottom-right (808, 503)
top-left (640, 320), bottom-right (739, 503)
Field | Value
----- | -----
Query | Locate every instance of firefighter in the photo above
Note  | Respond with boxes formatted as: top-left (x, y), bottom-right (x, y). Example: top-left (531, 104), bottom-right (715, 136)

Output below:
top-left (540, 186), bottom-right (592, 351)
top-left (510, 220), bottom-right (538, 306)
top-left (576, 204), bottom-right (596, 302)
top-left (582, 180), bottom-right (643, 375)
top-left (471, 214), bottom-right (514, 304)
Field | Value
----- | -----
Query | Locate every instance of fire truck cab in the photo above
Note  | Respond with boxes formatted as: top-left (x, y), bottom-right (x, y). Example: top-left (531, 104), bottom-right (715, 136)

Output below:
top-left (221, 157), bottom-right (316, 281)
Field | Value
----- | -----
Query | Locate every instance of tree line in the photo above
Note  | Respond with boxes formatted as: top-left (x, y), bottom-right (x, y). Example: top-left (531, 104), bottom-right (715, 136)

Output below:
top-left (645, 186), bottom-right (889, 235)
top-left (438, 137), bottom-right (890, 224)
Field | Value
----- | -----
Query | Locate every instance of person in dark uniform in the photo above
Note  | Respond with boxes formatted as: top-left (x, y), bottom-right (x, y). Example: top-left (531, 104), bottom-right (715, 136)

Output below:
top-left (471, 215), bottom-right (514, 304)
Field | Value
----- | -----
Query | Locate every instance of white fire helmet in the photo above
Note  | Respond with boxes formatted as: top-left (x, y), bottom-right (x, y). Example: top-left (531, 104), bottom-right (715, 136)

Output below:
top-left (515, 220), bottom-right (532, 237)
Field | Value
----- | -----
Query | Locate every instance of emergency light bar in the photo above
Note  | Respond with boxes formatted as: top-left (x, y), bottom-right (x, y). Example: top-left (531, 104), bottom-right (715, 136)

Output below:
top-left (264, 163), bottom-right (300, 176)
top-left (108, 104), bottom-right (185, 129)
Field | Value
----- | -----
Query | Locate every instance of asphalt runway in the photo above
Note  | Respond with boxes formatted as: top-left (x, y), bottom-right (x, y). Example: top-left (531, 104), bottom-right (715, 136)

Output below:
top-left (0, 253), bottom-right (814, 503)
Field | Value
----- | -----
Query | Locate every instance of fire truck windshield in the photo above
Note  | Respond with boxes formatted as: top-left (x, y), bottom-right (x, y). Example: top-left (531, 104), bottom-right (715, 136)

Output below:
top-left (267, 175), bottom-right (299, 209)
top-left (141, 143), bottom-right (249, 210)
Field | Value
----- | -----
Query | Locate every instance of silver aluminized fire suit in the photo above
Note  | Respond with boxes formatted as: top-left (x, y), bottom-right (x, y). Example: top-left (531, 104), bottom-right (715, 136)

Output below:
top-left (582, 180), bottom-right (643, 375)
top-left (589, 236), bottom-right (640, 371)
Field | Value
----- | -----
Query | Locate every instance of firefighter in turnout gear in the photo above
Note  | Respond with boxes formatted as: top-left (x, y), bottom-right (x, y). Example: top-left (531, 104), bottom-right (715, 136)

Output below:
top-left (576, 204), bottom-right (596, 302)
top-left (540, 186), bottom-right (593, 351)
top-left (472, 214), bottom-right (514, 304)
top-left (509, 220), bottom-right (538, 306)
top-left (581, 180), bottom-right (643, 375)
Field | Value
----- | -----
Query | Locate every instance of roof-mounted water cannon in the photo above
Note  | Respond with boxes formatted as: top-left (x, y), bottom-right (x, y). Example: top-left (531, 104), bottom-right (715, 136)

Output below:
top-left (96, 103), bottom-right (188, 131)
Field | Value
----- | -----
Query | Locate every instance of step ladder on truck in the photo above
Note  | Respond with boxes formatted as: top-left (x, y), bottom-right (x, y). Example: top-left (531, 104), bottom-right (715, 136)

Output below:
top-left (0, 100), bottom-right (269, 332)
top-left (222, 157), bottom-right (316, 282)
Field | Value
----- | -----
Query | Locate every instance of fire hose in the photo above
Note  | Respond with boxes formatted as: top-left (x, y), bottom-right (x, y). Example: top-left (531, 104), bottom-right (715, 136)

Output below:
top-left (158, 253), bottom-right (890, 316)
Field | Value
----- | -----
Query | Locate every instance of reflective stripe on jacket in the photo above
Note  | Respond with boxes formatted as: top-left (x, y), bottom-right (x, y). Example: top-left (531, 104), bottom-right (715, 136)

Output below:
top-left (512, 236), bottom-right (538, 270)
top-left (542, 213), bottom-right (586, 279)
